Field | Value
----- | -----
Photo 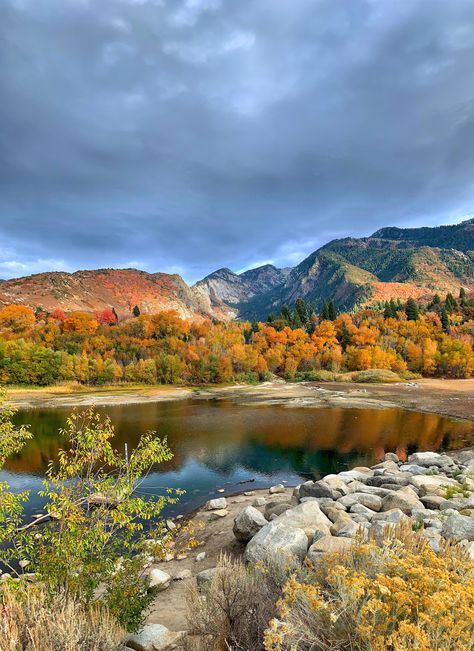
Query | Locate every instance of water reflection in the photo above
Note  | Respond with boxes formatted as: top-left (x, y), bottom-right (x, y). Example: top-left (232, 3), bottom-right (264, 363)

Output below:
top-left (4, 400), bottom-right (473, 516)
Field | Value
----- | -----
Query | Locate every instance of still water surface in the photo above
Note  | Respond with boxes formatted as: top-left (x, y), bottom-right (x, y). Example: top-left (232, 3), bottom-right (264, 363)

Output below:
top-left (4, 400), bottom-right (473, 516)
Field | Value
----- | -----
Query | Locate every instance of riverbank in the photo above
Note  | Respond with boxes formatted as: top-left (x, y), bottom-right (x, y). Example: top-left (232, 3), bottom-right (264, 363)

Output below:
top-left (138, 445), bottom-right (474, 646)
top-left (8, 378), bottom-right (474, 422)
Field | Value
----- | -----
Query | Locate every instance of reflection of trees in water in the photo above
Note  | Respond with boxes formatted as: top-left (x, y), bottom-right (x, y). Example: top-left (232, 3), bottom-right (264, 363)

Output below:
top-left (6, 402), bottom-right (473, 477)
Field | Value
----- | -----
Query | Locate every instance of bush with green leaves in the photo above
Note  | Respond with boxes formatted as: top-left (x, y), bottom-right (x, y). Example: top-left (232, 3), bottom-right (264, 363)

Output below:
top-left (0, 392), bottom-right (183, 632)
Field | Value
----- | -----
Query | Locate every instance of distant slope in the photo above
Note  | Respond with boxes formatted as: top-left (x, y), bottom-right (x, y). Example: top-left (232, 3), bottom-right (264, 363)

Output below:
top-left (236, 219), bottom-right (474, 319)
top-left (0, 268), bottom-right (231, 321)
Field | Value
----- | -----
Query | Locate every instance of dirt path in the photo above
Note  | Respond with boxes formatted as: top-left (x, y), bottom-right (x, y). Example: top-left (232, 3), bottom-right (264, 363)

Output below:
top-left (145, 487), bottom-right (282, 632)
top-left (8, 378), bottom-right (474, 421)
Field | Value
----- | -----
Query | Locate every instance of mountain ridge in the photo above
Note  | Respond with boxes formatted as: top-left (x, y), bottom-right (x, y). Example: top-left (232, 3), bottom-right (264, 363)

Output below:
top-left (0, 219), bottom-right (472, 320)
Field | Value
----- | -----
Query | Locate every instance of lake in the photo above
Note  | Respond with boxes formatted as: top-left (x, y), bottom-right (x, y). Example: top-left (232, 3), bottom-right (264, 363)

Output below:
top-left (3, 399), bottom-right (473, 517)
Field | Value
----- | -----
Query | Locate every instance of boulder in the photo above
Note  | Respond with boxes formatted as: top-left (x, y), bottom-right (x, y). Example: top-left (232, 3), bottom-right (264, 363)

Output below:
top-left (274, 501), bottom-right (332, 539)
top-left (409, 474), bottom-right (460, 496)
top-left (265, 501), bottom-right (294, 520)
top-left (299, 480), bottom-right (341, 500)
top-left (125, 624), bottom-right (186, 651)
top-left (173, 569), bottom-right (192, 581)
top-left (148, 569), bottom-right (171, 591)
top-left (371, 508), bottom-right (410, 525)
top-left (205, 497), bottom-right (227, 511)
top-left (366, 475), bottom-right (410, 488)
top-left (439, 498), bottom-right (470, 511)
top-left (371, 460), bottom-right (399, 474)
top-left (322, 476), bottom-right (350, 495)
top-left (325, 506), bottom-right (348, 523)
top-left (233, 506), bottom-right (268, 542)
top-left (349, 503), bottom-right (375, 519)
top-left (384, 452), bottom-right (399, 463)
top-left (306, 535), bottom-right (352, 564)
top-left (381, 487), bottom-right (424, 514)
top-left (407, 452), bottom-right (454, 469)
top-left (399, 464), bottom-right (428, 475)
top-left (330, 515), bottom-right (361, 538)
top-left (337, 493), bottom-right (382, 512)
top-left (337, 469), bottom-right (373, 483)
top-left (423, 528), bottom-right (442, 553)
top-left (196, 567), bottom-right (219, 590)
top-left (442, 513), bottom-right (474, 542)
top-left (253, 497), bottom-right (267, 507)
top-left (209, 509), bottom-right (229, 519)
top-left (244, 521), bottom-right (308, 565)
top-left (269, 484), bottom-right (285, 494)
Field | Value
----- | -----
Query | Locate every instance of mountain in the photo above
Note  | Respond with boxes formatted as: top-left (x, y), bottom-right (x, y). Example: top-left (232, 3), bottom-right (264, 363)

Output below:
top-left (193, 264), bottom-right (290, 312)
top-left (0, 268), bottom-right (232, 321)
top-left (0, 219), bottom-right (472, 321)
top-left (235, 218), bottom-right (474, 319)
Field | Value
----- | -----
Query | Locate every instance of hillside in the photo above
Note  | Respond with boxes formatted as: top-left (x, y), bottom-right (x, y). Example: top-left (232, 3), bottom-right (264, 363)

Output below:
top-left (0, 268), bottom-right (232, 321)
top-left (237, 218), bottom-right (474, 319)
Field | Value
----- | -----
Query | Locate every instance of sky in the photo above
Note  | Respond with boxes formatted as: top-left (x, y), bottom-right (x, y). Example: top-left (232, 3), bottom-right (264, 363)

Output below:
top-left (1, 0), bottom-right (474, 283)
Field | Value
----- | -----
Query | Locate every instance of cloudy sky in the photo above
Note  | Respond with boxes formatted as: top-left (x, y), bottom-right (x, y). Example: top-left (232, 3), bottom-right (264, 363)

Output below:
top-left (1, 0), bottom-right (474, 282)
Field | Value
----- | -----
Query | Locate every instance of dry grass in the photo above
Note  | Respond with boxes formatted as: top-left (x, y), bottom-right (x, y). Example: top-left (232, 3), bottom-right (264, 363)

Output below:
top-left (185, 554), bottom-right (284, 651)
top-left (0, 583), bottom-right (124, 651)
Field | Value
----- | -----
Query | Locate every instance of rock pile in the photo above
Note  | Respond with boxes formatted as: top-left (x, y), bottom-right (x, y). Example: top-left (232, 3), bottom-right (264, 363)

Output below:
top-left (232, 450), bottom-right (474, 565)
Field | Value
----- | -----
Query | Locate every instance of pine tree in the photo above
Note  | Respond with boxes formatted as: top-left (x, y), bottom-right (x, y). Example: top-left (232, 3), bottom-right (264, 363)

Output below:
top-left (441, 307), bottom-right (450, 332)
top-left (433, 294), bottom-right (441, 305)
top-left (339, 322), bottom-right (351, 350)
top-left (389, 298), bottom-right (398, 318)
top-left (321, 303), bottom-right (330, 320)
top-left (281, 304), bottom-right (291, 323)
top-left (405, 297), bottom-right (419, 321)
top-left (295, 298), bottom-right (308, 324)
top-left (460, 287), bottom-right (466, 307)
top-left (327, 301), bottom-right (337, 321)
top-left (132, 305), bottom-right (140, 317)
top-left (445, 293), bottom-right (458, 313)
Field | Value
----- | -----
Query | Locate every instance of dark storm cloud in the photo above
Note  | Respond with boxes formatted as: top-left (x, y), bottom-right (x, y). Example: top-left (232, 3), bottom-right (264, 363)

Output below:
top-left (1, 0), bottom-right (474, 281)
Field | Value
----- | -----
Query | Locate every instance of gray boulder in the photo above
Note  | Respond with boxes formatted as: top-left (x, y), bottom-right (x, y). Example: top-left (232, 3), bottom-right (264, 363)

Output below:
top-left (274, 500), bottom-right (332, 539)
top-left (299, 480), bottom-right (341, 500)
top-left (338, 492), bottom-right (382, 512)
top-left (408, 452), bottom-right (454, 469)
top-left (125, 624), bottom-right (186, 651)
top-left (442, 513), bottom-right (474, 542)
top-left (233, 506), bottom-right (268, 542)
top-left (306, 535), bottom-right (352, 564)
top-left (205, 497), bottom-right (227, 510)
top-left (381, 487), bottom-right (424, 514)
top-left (244, 521), bottom-right (309, 565)
top-left (196, 567), bottom-right (219, 591)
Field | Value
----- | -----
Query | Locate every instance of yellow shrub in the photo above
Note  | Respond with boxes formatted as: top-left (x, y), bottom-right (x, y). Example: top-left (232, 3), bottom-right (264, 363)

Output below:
top-left (265, 527), bottom-right (474, 651)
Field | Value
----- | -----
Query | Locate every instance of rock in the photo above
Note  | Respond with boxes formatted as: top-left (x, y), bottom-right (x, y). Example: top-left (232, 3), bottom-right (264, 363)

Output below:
top-left (209, 509), bottom-right (229, 519)
top-left (265, 501), bottom-right (293, 520)
top-left (148, 569), bottom-right (171, 591)
top-left (371, 460), bottom-right (399, 474)
top-left (173, 570), bottom-right (192, 581)
top-left (400, 464), bottom-right (428, 474)
top-left (196, 567), bottom-right (218, 590)
top-left (125, 624), bottom-right (186, 651)
top-left (384, 452), bottom-right (399, 463)
top-left (442, 513), bottom-right (474, 542)
top-left (366, 475), bottom-right (410, 488)
top-left (338, 493), bottom-right (382, 512)
top-left (273, 501), bottom-right (332, 539)
top-left (244, 491), bottom-right (255, 496)
top-left (299, 480), bottom-right (341, 500)
top-left (322, 476), bottom-right (350, 495)
top-left (381, 487), bottom-right (424, 514)
top-left (409, 474), bottom-right (460, 496)
top-left (205, 497), bottom-right (227, 511)
top-left (306, 535), bottom-right (352, 563)
top-left (233, 506), bottom-right (267, 542)
top-left (325, 506), bottom-right (348, 523)
top-left (351, 513), bottom-right (371, 523)
top-left (253, 497), bottom-right (266, 507)
top-left (337, 469), bottom-right (373, 483)
top-left (217, 488), bottom-right (225, 493)
top-left (232, 496), bottom-right (247, 503)
top-left (460, 540), bottom-right (474, 560)
top-left (319, 501), bottom-right (346, 518)
top-left (244, 521), bottom-right (308, 565)
top-left (420, 495), bottom-right (446, 510)
top-left (408, 452), bottom-right (454, 469)
top-left (195, 552), bottom-right (206, 562)
top-left (439, 498), bottom-right (469, 511)
top-left (423, 528), bottom-right (442, 553)
top-left (371, 508), bottom-right (411, 525)
top-left (330, 515), bottom-right (360, 538)
top-left (349, 503), bottom-right (375, 519)
top-left (269, 484), bottom-right (285, 494)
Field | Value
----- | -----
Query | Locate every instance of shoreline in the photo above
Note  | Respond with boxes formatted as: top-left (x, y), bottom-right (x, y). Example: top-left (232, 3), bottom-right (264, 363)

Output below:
top-left (7, 378), bottom-right (474, 422)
